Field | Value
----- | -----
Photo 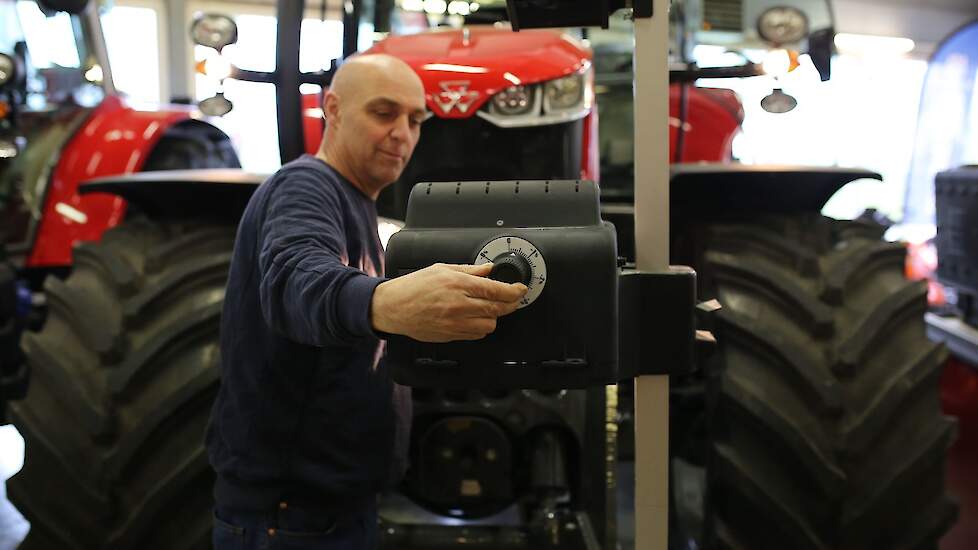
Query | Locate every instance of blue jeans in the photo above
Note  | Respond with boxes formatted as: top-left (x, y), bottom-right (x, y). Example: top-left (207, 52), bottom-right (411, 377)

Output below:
top-left (212, 501), bottom-right (378, 550)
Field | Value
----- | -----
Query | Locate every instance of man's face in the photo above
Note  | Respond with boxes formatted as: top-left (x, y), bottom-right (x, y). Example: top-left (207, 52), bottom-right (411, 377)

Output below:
top-left (332, 72), bottom-right (426, 193)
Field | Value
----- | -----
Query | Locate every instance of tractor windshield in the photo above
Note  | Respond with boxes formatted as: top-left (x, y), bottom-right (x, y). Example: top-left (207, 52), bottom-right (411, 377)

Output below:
top-left (0, 1), bottom-right (107, 255)
top-left (0, 0), bottom-right (102, 110)
top-left (589, 0), bottom-right (833, 200)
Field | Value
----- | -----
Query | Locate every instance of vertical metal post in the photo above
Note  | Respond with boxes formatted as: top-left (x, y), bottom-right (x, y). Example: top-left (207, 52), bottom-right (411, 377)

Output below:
top-left (82, 1), bottom-right (116, 96)
top-left (343, 0), bottom-right (363, 60)
top-left (632, 0), bottom-right (670, 548)
top-left (165, 0), bottom-right (191, 102)
top-left (276, 0), bottom-right (306, 164)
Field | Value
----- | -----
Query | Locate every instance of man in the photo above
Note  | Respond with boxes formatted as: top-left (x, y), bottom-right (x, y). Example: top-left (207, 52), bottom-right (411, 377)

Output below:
top-left (206, 54), bottom-right (527, 549)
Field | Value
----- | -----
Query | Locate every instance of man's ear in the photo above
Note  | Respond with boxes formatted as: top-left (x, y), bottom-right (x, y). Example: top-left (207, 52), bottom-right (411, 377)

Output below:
top-left (323, 92), bottom-right (341, 128)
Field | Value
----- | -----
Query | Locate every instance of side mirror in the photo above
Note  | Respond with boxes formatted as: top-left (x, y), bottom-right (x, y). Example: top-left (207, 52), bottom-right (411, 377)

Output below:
top-left (0, 54), bottom-right (17, 88)
top-left (755, 6), bottom-right (809, 45)
top-left (36, 0), bottom-right (89, 14)
top-left (0, 139), bottom-right (20, 160)
top-left (191, 14), bottom-right (239, 52)
top-left (199, 93), bottom-right (233, 117)
top-left (760, 88), bottom-right (797, 113)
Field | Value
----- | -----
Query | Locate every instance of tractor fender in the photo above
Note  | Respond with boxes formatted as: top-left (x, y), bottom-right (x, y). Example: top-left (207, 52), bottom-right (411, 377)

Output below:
top-left (670, 164), bottom-right (882, 220)
top-left (603, 165), bottom-right (882, 262)
top-left (79, 170), bottom-right (263, 223)
top-left (25, 96), bottom-right (236, 267)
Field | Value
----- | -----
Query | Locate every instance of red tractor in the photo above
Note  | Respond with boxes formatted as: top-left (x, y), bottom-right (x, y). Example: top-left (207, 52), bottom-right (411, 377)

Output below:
top-left (2, 0), bottom-right (958, 549)
top-left (0, 0), bottom-right (239, 423)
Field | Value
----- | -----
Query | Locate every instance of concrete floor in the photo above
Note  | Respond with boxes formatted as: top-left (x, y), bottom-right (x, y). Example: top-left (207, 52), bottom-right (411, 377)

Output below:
top-left (0, 425), bottom-right (28, 550)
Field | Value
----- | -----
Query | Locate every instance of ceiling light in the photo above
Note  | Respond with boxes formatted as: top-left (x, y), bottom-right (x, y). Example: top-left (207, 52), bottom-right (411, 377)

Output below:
top-left (834, 33), bottom-right (915, 56)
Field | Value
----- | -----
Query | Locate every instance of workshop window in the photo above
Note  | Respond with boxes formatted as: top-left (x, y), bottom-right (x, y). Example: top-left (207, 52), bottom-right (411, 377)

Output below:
top-left (192, 9), bottom-right (345, 172)
top-left (101, 5), bottom-right (163, 103)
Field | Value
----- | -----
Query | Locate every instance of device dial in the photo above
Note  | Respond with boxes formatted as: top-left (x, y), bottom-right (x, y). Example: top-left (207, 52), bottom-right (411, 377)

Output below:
top-left (475, 236), bottom-right (547, 308)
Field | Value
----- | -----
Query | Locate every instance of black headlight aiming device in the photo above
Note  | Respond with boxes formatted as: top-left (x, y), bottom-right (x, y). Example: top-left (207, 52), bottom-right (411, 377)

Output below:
top-left (385, 180), bottom-right (618, 390)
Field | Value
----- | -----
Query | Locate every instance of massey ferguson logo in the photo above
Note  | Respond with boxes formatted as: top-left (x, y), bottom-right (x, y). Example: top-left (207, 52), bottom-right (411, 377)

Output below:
top-left (433, 81), bottom-right (480, 114)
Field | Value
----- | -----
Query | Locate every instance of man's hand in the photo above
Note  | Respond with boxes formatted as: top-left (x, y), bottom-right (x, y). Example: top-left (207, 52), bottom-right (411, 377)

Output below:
top-left (371, 263), bottom-right (527, 342)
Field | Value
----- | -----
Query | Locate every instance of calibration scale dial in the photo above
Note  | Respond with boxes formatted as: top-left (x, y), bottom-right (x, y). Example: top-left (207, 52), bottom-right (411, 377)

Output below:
top-left (474, 236), bottom-right (547, 308)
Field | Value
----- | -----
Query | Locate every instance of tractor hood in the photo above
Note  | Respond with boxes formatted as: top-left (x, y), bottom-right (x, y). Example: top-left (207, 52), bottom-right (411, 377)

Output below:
top-left (367, 27), bottom-right (591, 119)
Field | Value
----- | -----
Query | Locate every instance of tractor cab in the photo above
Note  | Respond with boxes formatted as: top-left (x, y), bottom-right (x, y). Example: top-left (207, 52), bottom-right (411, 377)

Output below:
top-left (593, 0), bottom-right (835, 198)
top-left (0, 0), bottom-right (239, 271)
top-left (0, 0), bottom-right (111, 259)
top-left (0, 0), bottom-right (240, 425)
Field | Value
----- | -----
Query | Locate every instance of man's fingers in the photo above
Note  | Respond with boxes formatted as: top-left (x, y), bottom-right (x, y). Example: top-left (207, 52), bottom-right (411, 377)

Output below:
top-left (439, 264), bottom-right (528, 302)
top-left (485, 298), bottom-right (519, 317)
top-left (432, 319), bottom-right (497, 342)
top-left (457, 296), bottom-right (521, 319)
top-left (497, 300), bottom-right (520, 317)
top-left (464, 276), bottom-right (527, 302)
top-left (484, 281), bottom-right (527, 302)
top-left (442, 263), bottom-right (493, 276)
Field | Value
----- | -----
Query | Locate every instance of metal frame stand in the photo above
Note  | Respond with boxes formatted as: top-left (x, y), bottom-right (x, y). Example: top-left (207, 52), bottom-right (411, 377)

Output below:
top-left (633, 0), bottom-right (670, 548)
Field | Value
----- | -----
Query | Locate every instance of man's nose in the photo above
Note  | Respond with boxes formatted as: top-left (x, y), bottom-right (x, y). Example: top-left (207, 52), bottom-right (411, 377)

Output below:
top-left (388, 115), bottom-right (411, 141)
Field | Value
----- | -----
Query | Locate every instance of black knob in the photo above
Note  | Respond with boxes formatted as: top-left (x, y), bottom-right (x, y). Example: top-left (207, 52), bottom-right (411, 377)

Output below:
top-left (489, 252), bottom-right (531, 285)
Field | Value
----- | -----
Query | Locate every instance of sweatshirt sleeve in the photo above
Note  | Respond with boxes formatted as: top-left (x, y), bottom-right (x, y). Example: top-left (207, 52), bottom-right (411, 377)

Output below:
top-left (257, 171), bottom-right (383, 346)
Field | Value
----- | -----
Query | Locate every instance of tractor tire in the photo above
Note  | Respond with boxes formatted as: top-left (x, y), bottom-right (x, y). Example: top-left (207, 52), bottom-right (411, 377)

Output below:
top-left (0, 260), bottom-right (27, 424)
top-left (141, 131), bottom-right (240, 172)
top-left (8, 218), bottom-right (236, 550)
top-left (694, 214), bottom-right (957, 550)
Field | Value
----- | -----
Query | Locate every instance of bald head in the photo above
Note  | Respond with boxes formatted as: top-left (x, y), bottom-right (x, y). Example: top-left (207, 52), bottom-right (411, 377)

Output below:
top-left (330, 54), bottom-right (425, 104)
top-left (318, 54), bottom-right (427, 199)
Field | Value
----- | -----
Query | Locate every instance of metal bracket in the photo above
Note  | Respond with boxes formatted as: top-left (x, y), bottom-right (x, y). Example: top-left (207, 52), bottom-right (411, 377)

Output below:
top-left (618, 266), bottom-right (697, 378)
top-left (926, 312), bottom-right (978, 369)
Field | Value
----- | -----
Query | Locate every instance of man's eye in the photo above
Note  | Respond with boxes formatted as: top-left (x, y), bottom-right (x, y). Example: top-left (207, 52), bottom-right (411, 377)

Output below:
top-left (374, 110), bottom-right (393, 118)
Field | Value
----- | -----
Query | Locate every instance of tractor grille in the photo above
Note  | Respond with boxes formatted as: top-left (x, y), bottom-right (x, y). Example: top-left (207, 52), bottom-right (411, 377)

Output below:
top-left (377, 116), bottom-right (583, 220)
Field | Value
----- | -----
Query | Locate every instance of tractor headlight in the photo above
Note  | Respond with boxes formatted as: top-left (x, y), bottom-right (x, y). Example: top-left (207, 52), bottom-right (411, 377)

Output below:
top-left (544, 72), bottom-right (584, 111)
top-left (491, 85), bottom-right (534, 116)
top-left (478, 65), bottom-right (592, 128)
top-left (0, 54), bottom-right (15, 87)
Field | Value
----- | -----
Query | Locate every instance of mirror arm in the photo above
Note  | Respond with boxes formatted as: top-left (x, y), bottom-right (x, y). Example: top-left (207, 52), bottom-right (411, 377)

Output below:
top-left (230, 68), bottom-right (333, 88)
top-left (669, 62), bottom-right (764, 82)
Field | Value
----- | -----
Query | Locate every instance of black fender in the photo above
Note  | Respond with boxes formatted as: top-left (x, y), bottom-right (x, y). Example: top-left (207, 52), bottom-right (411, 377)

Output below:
top-left (80, 170), bottom-right (264, 222)
top-left (669, 164), bottom-right (881, 218)
top-left (603, 164), bottom-right (882, 262)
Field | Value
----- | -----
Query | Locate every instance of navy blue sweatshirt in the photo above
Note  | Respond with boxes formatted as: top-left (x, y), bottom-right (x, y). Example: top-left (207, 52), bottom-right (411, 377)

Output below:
top-left (206, 155), bottom-right (411, 511)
